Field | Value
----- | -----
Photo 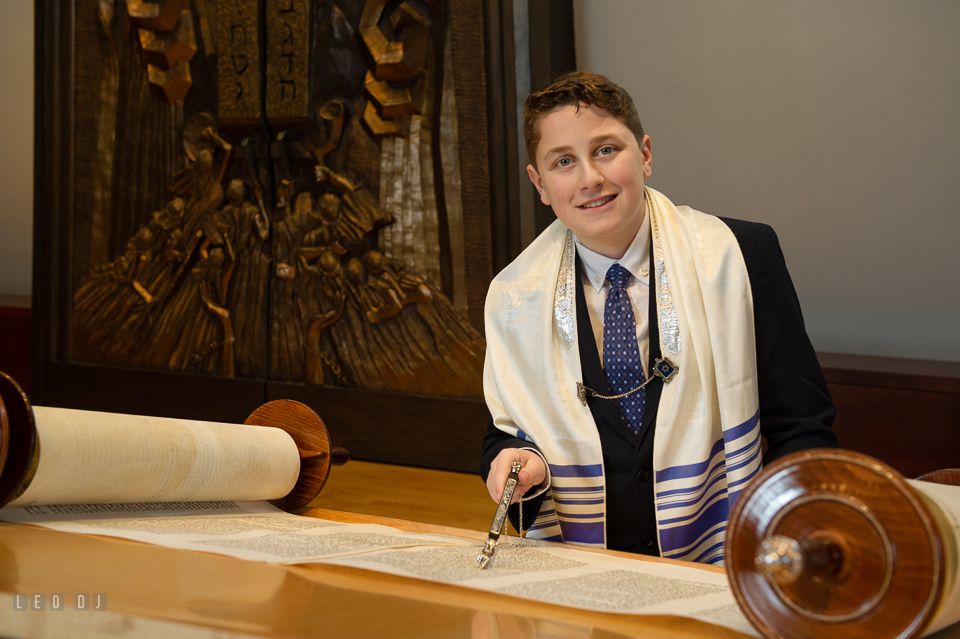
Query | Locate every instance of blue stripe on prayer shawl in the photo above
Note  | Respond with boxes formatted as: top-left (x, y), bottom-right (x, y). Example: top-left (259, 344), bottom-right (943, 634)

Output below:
top-left (553, 497), bottom-right (604, 506)
top-left (657, 468), bottom-right (724, 503)
top-left (516, 428), bottom-right (529, 441)
top-left (727, 431), bottom-right (759, 456)
top-left (530, 508), bottom-right (560, 534)
top-left (655, 455), bottom-right (725, 500)
top-left (691, 540), bottom-right (726, 564)
top-left (659, 492), bottom-right (730, 528)
top-left (694, 541), bottom-right (726, 565)
top-left (727, 452), bottom-right (762, 488)
top-left (659, 498), bottom-right (729, 553)
top-left (655, 412), bottom-right (759, 486)
top-left (723, 430), bottom-right (761, 463)
top-left (558, 521), bottom-right (604, 544)
top-left (549, 463), bottom-right (604, 478)
top-left (724, 436), bottom-right (763, 509)
top-left (653, 411), bottom-right (760, 560)
top-left (658, 488), bottom-right (727, 525)
top-left (663, 523), bottom-right (727, 561)
top-left (655, 438), bottom-right (726, 482)
top-left (722, 410), bottom-right (760, 443)
top-left (727, 465), bottom-right (763, 510)
top-left (556, 511), bottom-right (605, 520)
top-left (727, 461), bottom-right (761, 490)
top-left (655, 412), bottom-right (761, 499)
top-left (656, 469), bottom-right (727, 511)
top-left (552, 485), bottom-right (604, 493)
top-left (535, 533), bottom-right (565, 541)
top-left (725, 439), bottom-right (761, 470)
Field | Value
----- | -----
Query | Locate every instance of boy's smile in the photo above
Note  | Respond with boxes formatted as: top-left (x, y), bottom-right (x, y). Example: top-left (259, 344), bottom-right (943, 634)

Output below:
top-left (527, 104), bottom-right (652, 260)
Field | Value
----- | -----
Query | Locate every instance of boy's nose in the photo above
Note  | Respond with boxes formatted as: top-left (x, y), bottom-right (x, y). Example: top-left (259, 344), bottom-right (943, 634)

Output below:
top-left (579, 162), bottom-right (605, 190)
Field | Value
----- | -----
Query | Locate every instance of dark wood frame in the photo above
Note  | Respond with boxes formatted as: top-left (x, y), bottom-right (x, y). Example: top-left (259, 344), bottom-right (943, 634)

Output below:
top-left (31, 1), bottom-right (575, 475)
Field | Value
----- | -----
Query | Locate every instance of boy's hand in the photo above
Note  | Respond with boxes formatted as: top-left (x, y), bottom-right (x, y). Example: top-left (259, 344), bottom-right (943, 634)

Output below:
top-left (486, 449), bottom-right (547, 505)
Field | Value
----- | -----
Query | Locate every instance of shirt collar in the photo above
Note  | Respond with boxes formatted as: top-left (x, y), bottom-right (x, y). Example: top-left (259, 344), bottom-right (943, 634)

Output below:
top-left (574, 212), bottom-right (651, 293)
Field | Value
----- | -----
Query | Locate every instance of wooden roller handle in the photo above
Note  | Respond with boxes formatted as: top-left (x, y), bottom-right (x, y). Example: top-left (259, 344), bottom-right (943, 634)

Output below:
top-left (330, 447), bottom-right (349, 466)
top-left (298, 446), bottom-right (350, 466)
top-left (915, 469), bottom-right (960, 486)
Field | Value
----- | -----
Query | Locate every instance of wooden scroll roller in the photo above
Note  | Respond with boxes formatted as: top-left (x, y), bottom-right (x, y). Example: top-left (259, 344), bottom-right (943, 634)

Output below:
top-left (727, 449), bottom-right (960, 639)
top-left (0, 371), bottom-right (348, 512)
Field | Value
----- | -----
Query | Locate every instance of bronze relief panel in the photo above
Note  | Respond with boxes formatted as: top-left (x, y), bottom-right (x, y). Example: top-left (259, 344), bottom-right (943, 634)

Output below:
top-left (69, 0), bottom-right (485, 399)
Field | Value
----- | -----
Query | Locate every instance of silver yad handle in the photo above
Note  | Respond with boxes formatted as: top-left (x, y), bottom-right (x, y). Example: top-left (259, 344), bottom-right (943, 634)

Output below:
top-left (477, 460), bottom-right (522, 569)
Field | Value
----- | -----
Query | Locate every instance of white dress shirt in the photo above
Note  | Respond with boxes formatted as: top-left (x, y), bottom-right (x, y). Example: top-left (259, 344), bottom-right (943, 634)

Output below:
top-left (519, 214), bottom-right (652, 505)
top-left (574, 212), bottom-right (651, 374)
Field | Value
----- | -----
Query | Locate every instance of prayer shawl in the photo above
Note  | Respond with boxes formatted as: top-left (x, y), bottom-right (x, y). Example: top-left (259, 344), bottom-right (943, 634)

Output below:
top-left (483, 187), bottom-right (762, 565)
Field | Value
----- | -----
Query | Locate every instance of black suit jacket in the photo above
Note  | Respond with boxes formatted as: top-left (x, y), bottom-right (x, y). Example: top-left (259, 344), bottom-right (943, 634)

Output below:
top-left (480, 217), bottom-right (838, 555)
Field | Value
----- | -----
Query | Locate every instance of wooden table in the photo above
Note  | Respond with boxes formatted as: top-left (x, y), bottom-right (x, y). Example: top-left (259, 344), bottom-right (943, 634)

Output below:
top-left (5, 508), bottom-right (960, 639)
top-left (1, 508), bottom-right (750, 639)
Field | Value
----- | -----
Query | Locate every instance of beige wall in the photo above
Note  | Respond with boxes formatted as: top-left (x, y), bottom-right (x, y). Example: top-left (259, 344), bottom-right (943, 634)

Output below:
top-left (574, 0), bottom-right (960, 361)
top-left (0, 0), bottom-right (33, 298)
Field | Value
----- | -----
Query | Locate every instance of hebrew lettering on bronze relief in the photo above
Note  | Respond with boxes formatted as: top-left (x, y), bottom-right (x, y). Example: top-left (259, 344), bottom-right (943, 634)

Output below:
top-left (217, 0), bottom-right (262, 126)
top-left (266, 0), bottom-right (311, 126)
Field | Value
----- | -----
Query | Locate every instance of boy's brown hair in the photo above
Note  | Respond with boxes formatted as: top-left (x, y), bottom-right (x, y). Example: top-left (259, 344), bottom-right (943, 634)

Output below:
top-left (523, 71), bottom-right (644, 169)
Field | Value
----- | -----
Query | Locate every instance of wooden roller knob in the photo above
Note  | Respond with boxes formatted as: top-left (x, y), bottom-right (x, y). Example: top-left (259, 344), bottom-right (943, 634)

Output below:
top-left (0, 371), bottom-right (37, 508)
top-left (727, 449), bottom-right (949, 639)
top-left (755, 535), bottom-right (843, 585)
top-left (244, 399), bottom-right (349, 511)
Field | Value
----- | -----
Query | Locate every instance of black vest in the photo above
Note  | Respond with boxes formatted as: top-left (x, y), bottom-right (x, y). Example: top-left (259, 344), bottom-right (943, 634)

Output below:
top-left (574, 250), bottom-right (662, 555)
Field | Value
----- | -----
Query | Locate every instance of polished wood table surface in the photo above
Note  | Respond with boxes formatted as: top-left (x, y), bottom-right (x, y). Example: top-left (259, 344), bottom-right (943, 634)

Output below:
top-left (305, 459), bottom-right (498, 531)
top-left (2, 508), bottom-right (750, 639)
top-left (3, 461), bottom-right (960, 638)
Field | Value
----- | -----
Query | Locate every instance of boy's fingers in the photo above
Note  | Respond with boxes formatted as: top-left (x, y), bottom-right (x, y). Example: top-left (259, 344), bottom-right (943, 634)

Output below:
top-left (517, 453), bottom-right (546, 487)
top-left (486, 450), bottom-right (520, 502)
top-left (486, 449), bottom-right (547, 504)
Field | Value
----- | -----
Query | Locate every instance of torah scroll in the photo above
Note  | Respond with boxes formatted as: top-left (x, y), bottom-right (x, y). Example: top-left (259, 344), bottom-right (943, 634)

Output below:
top-left (7, 406), bottom-right (301, 506)
top-left (0, 372), bottom-right (347, 510)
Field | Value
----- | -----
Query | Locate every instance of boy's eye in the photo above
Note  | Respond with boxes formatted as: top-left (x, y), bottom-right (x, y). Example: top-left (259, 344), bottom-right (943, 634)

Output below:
top-left (597, 146), bottom-right (615, 157)
top-left (556, 157), bottom-right (573, 168)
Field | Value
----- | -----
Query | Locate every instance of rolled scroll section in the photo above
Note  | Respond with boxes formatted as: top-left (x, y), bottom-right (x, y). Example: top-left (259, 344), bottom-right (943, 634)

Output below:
top-left (0, 371), bottom-right (346, 511)
top-left (728, 449), bottom-right (960, 639)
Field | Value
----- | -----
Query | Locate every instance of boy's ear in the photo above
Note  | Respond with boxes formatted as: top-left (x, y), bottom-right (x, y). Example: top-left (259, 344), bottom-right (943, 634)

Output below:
top-left (526, 165), bottom-right (551, 206)
top-left (640, 135), bottom-right (653, 180)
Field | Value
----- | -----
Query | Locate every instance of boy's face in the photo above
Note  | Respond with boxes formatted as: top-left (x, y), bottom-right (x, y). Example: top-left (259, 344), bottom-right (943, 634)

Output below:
top-left (527, 104), bottom-right (652, 259)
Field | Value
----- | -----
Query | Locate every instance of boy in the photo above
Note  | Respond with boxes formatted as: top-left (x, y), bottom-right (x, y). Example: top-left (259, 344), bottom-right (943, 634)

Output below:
top-left (480, 72), bottom-right (837, 564)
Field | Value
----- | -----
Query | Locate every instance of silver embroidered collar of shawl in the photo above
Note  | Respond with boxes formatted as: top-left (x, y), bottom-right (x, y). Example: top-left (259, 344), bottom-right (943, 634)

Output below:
top-left (553, 194), bottom-right (681, 357)
top-left (648, 192), bottom-right (681, 355)
top-left (554, 228), bottom-right (577, 349)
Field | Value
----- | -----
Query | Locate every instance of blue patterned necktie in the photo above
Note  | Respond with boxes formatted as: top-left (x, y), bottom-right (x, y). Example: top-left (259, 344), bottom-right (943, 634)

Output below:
top-left (603, 263), bottom-right (645, 435)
